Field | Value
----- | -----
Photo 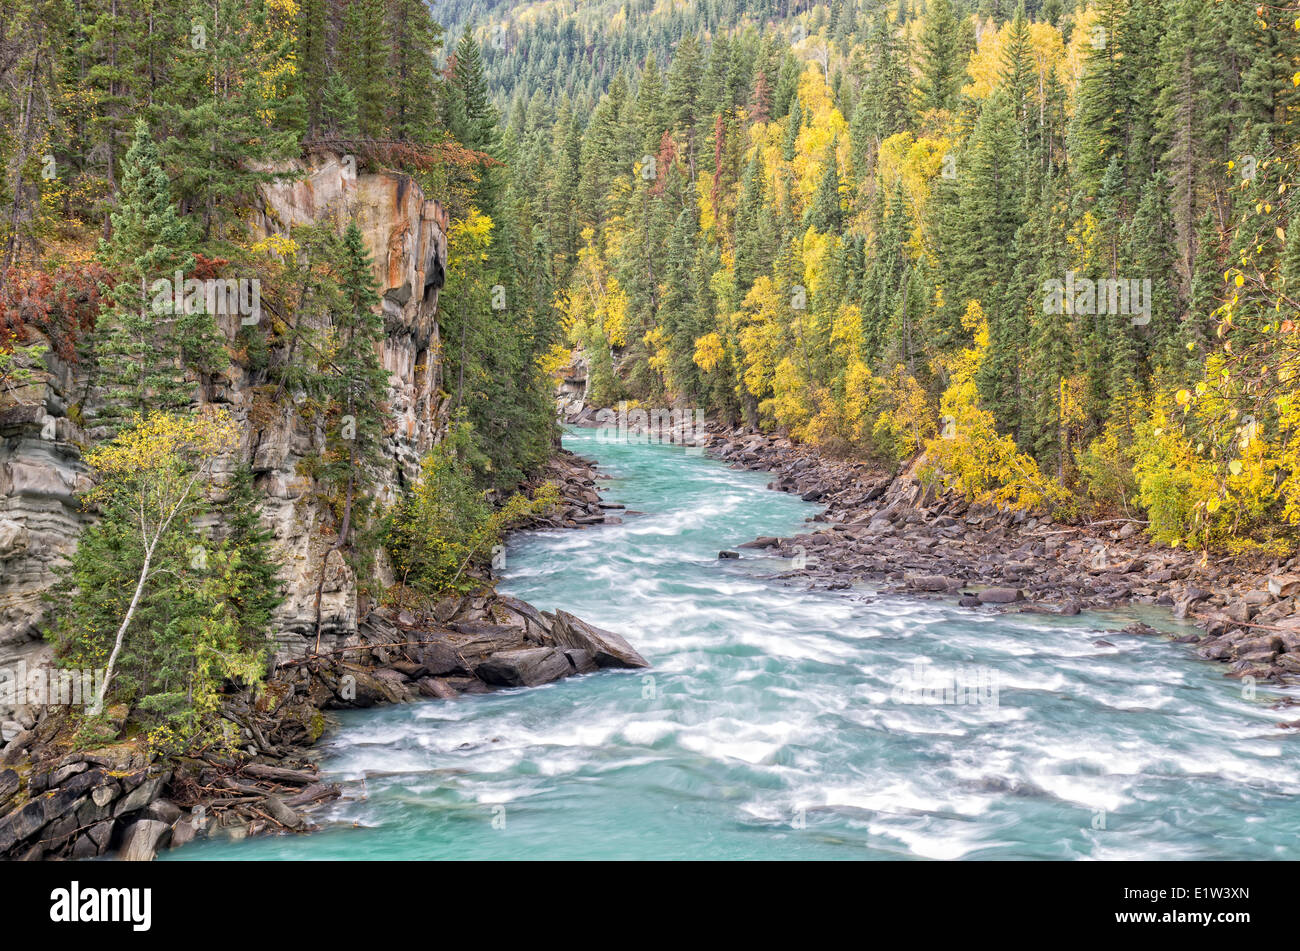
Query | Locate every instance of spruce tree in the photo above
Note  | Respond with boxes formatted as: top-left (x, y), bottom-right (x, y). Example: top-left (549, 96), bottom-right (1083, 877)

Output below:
top-left (916, 0), bottom-right (964, 115)
top-left (92, 119), bottom-right (223, 433)
top-left (311, 222), bottom-right (387, 644)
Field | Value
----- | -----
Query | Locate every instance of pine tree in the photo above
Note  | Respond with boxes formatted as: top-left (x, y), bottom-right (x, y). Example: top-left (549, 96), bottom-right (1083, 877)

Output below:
top-left (388, 0), bottom-right (444, 142)
top-left (339, 0), bottom-right (391, 139)
top-left (212, 464), bottom-right (283, 649)
top-left (297, 0), bottom-right (328, 136)
top-left (447, 24), bottom-right (494, 152)
top-left (916, 0), bottom-right (964, 116)
top-left (92, 119), bottom-right (223, 433)
top-left (158, 0), bottom-right (302, 241)
top-left (307, 223), bottom-right (387, 644)
top-left (849, 13), bottom-right (912, 179)
top-left (667, 33), bottom-right (705, 178)
top-left (809, 143), bottom-right (845, 234)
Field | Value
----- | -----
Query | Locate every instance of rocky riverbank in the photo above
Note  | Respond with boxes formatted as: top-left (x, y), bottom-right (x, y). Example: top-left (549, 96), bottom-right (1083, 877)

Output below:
top-left (515, 447), bottom-right (624, 529)
top-left (0, 580), bottom-right (646, 861)
top-left (696, 425), bottom-right (1300, 693)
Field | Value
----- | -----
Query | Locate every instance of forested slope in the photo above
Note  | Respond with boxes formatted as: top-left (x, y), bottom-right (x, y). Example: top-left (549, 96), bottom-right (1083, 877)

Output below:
top-left (462, 0), bottom-right (1300, 554)
top-left (0, 0), bottom-right (562, 746)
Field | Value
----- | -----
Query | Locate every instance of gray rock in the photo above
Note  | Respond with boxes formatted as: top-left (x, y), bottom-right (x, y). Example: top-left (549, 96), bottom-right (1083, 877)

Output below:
top-left (169, 819), bottom-right (199, 849)
top-left (476, 648), bottom-right (572, 688)
top-left (1268, 575), bottom-right (1300, 598)
top-left (114, 774), bottom-right (165, 817)
top-left (119, 819), bottom-right (171, 861)
top-left (415, 677), bottom-right (459, 699)
top-left (417, 642), bottom-right (465, 677)
top-left (977, 587), bottom-right (1023, 604)
top-left (142, 799), bottom-right (182, 825)
top-left (563, 649), bottom-right (598, 674)
top-left (0, 769), bottom-right (17, 810)
top-left (0, 799), bottom-right (47, 853)
top-left (905, 574), bottom-right (958, 592)
top-left (49, 761), bottom-right (88, 786)
top-left (550, 610), bottom-right (649, 669)
top-left (1225, 600), bottom-right (1256, 623)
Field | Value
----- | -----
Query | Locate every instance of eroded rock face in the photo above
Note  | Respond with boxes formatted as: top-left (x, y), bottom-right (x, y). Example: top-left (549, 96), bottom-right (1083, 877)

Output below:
top-left (248, 153), bottom-right (449, 655)
top-left (0, 151), bottom-right (450, 717)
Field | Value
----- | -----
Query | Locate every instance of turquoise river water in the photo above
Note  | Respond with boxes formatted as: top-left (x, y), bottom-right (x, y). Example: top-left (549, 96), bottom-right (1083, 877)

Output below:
top-left (169, 427), bottom-right (1300, 860)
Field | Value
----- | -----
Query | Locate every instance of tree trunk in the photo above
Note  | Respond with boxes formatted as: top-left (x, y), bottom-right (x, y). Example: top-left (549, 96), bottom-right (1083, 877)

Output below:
top-left (94, 542), bottom-right (153, 714)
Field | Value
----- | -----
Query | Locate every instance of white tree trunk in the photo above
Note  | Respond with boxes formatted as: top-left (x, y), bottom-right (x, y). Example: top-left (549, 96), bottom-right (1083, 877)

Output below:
top-left (92, 544), bottom-right (153, 715)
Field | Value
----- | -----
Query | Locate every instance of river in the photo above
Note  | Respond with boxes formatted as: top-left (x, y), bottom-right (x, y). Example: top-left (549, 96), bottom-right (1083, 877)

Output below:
top-left (167, 427), bottom-right (1300, 860)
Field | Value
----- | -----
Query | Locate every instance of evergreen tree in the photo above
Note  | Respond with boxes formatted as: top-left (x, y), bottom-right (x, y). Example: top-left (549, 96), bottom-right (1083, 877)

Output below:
top-left (311, 222), bottom-right (387, 643)
top-left (339, 0), bottom-right (391, 139)
top-left (916, 0), bottom-right (964, 115)
top-left (388, 0), bottom-right (444, 142)
top-left (92, 120), bottom-right (225, 434)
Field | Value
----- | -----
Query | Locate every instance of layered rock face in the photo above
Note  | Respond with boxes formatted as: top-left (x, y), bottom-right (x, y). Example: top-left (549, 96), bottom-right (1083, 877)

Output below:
top-left (245, 152), bottom-right (449, 653)
top-left (0, 152), bottom-right (450, 712)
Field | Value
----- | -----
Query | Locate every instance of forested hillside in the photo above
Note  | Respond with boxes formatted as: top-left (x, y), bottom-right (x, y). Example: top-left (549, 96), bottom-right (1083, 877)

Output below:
top-left (0, 0), bottom-right (562, 747)
top-left (4, 0), bottom-right (1300, 751)
top-left (456, 0), bottom-right (1300, 554)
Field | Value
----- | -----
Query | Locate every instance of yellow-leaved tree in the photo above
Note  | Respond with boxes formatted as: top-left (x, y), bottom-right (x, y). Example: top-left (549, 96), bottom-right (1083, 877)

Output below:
top-left (921, 301), bottom-right (1069, 512)
top-left (81, 410), bottom-right (240, 714)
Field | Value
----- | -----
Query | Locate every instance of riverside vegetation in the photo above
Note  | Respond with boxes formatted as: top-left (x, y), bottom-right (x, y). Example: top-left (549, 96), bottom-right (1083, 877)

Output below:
top-left (0, 0), bottom-right (645, 859)
top-left (3, 0), bottom-right (1300, 859)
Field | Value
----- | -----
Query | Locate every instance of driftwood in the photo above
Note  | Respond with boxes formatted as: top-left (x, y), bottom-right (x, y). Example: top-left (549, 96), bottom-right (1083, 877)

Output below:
top-left (240, 763), bottom-right (319, 786)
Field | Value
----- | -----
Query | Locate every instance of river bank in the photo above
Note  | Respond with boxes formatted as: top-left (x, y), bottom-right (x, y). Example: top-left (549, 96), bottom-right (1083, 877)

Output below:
top-left (162, 421), bottom-right (1300, 861)
top-left (0, 453), bottom-right (645, 861)
top-left (560, 403), bottom-right (1300, 691)
top-left (690, 423), bottom-right (1300, 695)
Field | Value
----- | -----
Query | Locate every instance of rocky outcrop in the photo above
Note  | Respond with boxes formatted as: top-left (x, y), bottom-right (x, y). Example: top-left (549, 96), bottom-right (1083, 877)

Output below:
top-left (0, 399), bottom-right (90, 689)
top-left (555, 349), bottom-right (588, 418)
top-left (241, 152), bottom-right (450, 653)
top-left (0, 588), bottom-right (647, 860)
top-left (0, 151), bottom-right (450, 727)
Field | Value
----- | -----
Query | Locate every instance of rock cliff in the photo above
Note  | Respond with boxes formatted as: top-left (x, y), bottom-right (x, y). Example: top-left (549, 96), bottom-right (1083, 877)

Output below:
top-left (0, 152), bottom-right (450, 722)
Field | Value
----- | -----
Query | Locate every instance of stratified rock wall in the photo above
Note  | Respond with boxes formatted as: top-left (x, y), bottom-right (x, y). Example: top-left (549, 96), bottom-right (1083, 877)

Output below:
top-left (0, 152), bottom-right (450, 709)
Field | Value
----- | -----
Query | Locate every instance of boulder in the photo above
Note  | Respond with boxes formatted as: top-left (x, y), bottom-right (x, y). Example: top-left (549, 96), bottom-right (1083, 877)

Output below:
top-left (563, 649), bottom-right (598, 674)
top-left (0, 799), bottom-right (48, 853)
top-left (142, 799), bottom-right (182, 825)
top-left (977, 587), bottom-right (1023, 604)
top-left (119, 819), bottom-right (172, 861)
top-left (905, 574), bottom-right (958, 593)
top-left (1268, 575), bottom-right (1300, 598)
top-left (0, 769), bottom-right (17, 810)
top-left (169, 818), bottom-right (200, 849)
top-left (417, 642), bottom-right (465, 677)
top-left (475, 648), bottom-right (573, 688)
top-left (415, 677), bottom-right (459, 700)
top-left (550, 610), bottom-right (649, 669)
top-left (114, 774), bottom-right (166, 817)
top-left (1225, 600), bottom-right (1255, 623)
